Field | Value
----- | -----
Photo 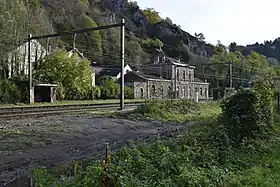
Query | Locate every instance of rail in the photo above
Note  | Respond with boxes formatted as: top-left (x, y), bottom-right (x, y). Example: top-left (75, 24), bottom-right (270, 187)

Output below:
top-left (0, 102), bottom-right (143, 118)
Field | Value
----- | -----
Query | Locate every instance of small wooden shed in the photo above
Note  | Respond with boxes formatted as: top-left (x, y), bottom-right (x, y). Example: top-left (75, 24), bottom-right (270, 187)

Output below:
top-left (34, 84), bottom-right (57, 103)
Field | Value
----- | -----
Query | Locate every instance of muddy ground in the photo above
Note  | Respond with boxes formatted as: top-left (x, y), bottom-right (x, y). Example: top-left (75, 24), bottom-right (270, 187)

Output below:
top-left (0, 113), bottom-right (187, 185)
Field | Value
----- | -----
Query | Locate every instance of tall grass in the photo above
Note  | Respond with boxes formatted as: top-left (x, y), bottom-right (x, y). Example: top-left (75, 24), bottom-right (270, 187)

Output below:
top-left (135, 100), bottom-right (221, 122)
top-left (33, 101), bottom-right (280, 187)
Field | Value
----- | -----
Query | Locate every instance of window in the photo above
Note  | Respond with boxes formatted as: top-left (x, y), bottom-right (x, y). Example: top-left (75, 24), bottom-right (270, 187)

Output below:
top-left (140, 88), bottom-right (144, 99)
top-left (200, 88), bottom-right (203, 96)
top-left (177, 69), bottom-right (180, 81)
top-left (182, 86), bottom-right (186, 97)
top-left (158, 86), bottom-right (164, 97)
top-left (195, 87), bottom-right (198, 93)
top-left (168, 86), bottom-right (172, 97)
top-left (183, 70), bottom-right (186, 81)
top-left (176, 86), bottom-right (180, 98)
top-left (205, 88), bottom-right (208, 98)
top-left (189, 86), bottom-right (192, 97)
top-left (154, 56), bottom-right (160, 63)
top-left (189, 71), bottom-right (191, 81)
top-left (151, 85), bottom-right (156, 95)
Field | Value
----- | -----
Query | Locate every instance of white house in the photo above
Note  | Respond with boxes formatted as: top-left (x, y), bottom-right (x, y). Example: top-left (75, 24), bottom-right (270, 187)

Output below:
top-left (5, 40), bottom-right (47, 78)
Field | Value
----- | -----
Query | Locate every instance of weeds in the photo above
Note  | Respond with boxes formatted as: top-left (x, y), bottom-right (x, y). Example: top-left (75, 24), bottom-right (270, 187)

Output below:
top-left (32, 99), bottom-right (280, 186)
top-left (134, 100), bottom-right (221, 123)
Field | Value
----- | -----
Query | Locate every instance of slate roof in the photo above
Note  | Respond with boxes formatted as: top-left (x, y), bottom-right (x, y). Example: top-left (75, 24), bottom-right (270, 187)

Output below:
top-left (135, 71), bottom-right (166, 80)
top-left (95, 66), bottom-right (121, 77)
top-left (194, 78), bottom-right (205, 83)
top-left (126, 71), bottom-right (208, 84)
top-left (94, 64), bottom-right (130, 77)
top-left (126, 71), bottom-right (170, 82)
top-left (165, 57), bottom-right (195, 68)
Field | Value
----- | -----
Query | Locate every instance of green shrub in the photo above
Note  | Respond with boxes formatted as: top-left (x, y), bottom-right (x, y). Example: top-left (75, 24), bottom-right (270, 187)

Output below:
top-left (0, 78), bottom-right (20, 104)
top-left (220, 89), bottom-right (265, 144)
top-left (136, 100), bottom-right (198, 115)
top-left (253, 79), bottom-right (274, 128)
top-left (10, 76), bottom-right (29, 103)
top-left (93, 86), bottom-right (101, 99)
top-left (97, 76), bottom-right (120, 99)
top-left (35, 50), bottom-right (93, 100)
top-left (125, 86), bottom-right (134, 99)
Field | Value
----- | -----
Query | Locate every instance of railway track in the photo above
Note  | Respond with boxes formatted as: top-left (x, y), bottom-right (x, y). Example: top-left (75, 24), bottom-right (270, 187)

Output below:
top-left (0, 101), bottom-right (143, 118)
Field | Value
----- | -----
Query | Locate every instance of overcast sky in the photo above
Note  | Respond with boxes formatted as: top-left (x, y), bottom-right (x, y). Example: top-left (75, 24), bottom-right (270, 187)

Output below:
top-left (136, 0), bottom-right (280, 46)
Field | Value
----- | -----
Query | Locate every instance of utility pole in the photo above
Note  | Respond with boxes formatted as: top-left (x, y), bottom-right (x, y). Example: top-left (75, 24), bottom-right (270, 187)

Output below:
top-left (160, 62), bottom-right (163, 99)
top-left (120, 19), bottom-right (125, 110)
top-left (229, 62), bottom-right (233, 89)
top-left (73, 33), bottom-right (76, 50)
top-left (28, 34), bottom-right (34, 104)
top-left (26, 0), bottom-right (30, 34)
top-left (46, 38), bottom-right (49, 55)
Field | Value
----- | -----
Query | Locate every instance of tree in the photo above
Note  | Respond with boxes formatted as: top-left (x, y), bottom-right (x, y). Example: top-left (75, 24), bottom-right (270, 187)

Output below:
top-left (76, 13), bottom-right (102, 63)
top-left (165, 17), bottom-right (173, 25)
top-left (101, 29), bottom-right (120, 65)
top-left (0, 0), bottom-right (53, 77)
top-left (194, 32), bottom-right (205, 42)
top-left (126, 40), bottom-right (142, 65)
top-left (35, 50), bottom-right (93, 100)
top-left (142, 8), bottom-right (161, 25)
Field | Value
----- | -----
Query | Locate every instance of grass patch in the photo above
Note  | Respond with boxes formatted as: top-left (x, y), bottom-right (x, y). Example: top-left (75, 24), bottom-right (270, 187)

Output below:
top-left (32, 117), bottom-right (280, 187)
top-left (32, 100), bottom-right (280, 186)
top-left (0, 131), bottom-right (49, 151)
top-left (32, 118), bottom-right (280, 186)
top-left (224, 138), bottom-right (280, 186)
top-left (134, 100), bottom-right (221, 123)
top-left (0, 99), bottom-right (144, 108)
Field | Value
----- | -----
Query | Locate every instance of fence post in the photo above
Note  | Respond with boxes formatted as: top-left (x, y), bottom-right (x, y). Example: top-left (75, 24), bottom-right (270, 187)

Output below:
top-left (28, 34), bottom-right (34, 104)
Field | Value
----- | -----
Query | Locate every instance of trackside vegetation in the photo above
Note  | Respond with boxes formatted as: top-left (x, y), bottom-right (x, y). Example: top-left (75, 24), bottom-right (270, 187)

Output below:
top-left (33, 80), bottom-right (280, 187)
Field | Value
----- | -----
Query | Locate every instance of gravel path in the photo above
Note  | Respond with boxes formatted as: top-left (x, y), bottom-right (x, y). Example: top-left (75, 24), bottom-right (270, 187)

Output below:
top-left (0, 114), bottom-right (185, 185)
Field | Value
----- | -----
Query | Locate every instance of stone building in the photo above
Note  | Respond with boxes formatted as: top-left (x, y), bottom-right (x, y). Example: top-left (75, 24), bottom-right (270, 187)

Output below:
top-left (124, 49), bottom-right (209, 100)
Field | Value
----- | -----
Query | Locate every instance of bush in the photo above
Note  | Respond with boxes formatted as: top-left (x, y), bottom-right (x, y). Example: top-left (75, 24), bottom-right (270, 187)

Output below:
top-left (220, 88), bottom-right (268, 144)
top-left (10, 76), bottom-right (29, 103)
top-left (135, 100), bottom-right (198, 116)
top-left (35, 50), bottom-right (93, 100)
top-left (93, 86), bottom-right (101, 99)
top-left (253, 79), bottom-right (274, 127)
top-left (98, 76), bottom-right (120, 99)
top-left (125, 86), bottom-right (134, 99)
top-left (0, 78), bottom-right (20, 104)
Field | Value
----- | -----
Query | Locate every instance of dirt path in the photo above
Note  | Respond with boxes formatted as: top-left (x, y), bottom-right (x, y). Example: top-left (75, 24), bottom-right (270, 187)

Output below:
top-left (0, 114), bottom-right (185, 185)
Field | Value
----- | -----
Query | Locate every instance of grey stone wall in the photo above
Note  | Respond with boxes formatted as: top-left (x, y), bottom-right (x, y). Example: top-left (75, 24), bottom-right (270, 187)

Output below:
top-left (133, 79), bottom-right (209, 100)
top-left (133, 81), bottom-right (147, 99)
top-left (141, 63), bottom-right (195, 82)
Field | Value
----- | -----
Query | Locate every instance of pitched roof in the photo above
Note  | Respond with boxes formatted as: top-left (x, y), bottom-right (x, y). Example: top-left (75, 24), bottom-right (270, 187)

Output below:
top-left (66, 47), bottom-right (85, 59)
top-left (194, 78), bottom-right (204, 83)
top-left (126, 71), bottom-right (171, 82)
top-left (94, 64), bottom-right (131, 77)
top-left (165, 57), bottom-right (195, 68)
top-left (95, 66), bottom-right (120, 77)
